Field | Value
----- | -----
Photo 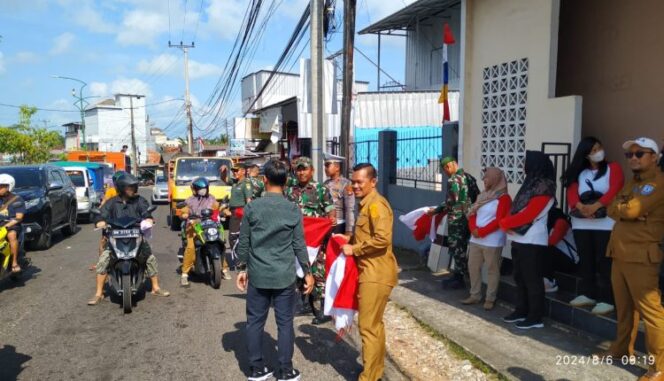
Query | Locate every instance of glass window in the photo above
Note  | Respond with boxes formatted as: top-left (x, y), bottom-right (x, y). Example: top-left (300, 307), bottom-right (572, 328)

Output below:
top-left (66, 170), bottom-right (86, 187)
top-left (0, 168), bottom-right (43, 189)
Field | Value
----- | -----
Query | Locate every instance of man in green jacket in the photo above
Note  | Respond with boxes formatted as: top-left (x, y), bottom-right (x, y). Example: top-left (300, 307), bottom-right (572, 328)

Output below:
top-left (236, 159), bottom-right (314, 381)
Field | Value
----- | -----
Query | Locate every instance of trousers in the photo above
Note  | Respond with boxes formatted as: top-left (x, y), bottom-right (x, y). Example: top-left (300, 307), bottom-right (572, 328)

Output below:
top-left (448, 217), bottom-right (470, 276)
top-left (574, 229), bottom-right (613, 304)
top-left (467, 242), bottom-right (503, 302)
top-left (511, 242), bottom-right (546, 321)
top-left (182, 224), bottom-right (229, 275)
top-left (358, 282), bottom-right (393, 381)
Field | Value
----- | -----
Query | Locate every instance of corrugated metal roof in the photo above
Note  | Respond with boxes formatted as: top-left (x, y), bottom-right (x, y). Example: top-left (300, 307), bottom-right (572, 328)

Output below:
top-left (354, 91), bottom-right (459, 129)
top-left (358, 0), bottom-right (460, 35)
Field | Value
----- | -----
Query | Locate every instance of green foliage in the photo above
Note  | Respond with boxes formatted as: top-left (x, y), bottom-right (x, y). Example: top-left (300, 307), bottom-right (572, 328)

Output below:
top-left (206, 134), bottom-right (229, 146)
top-left (0, 105), bottom-right (64, 164)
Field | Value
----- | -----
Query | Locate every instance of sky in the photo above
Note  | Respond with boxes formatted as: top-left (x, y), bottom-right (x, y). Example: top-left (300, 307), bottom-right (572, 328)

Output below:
top-left (0, 0), bottom-right (416, 139)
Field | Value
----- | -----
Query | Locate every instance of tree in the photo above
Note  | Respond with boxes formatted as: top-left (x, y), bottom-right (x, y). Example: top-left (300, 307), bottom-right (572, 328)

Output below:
top-left (0, 105), bottom-right (65, 163)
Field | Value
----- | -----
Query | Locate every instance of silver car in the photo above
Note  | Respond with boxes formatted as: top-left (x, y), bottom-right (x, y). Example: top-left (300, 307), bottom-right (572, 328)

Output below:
top-left (152, 175), bottom-right (169, 204)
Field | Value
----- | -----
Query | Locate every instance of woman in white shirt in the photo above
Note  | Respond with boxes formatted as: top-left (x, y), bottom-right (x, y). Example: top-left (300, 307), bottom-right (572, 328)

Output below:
top-left (564, 137), bottom-right (624, 315)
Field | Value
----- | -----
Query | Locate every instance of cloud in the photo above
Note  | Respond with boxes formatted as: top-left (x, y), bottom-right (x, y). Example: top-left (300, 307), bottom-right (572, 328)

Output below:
top-left (89, 82), bottom-right (109, 97)
top-left (73, 4), bottom-right (115, 33)
top-left (14, 51), bottom-right (40, 64)
top-left (137, 53), bottom-right (222, 80)
top-left (116, 9), bottom-right (169, 46)
top-left (0, 52), bottom-right (5, 74)
top-left (205, 0), bottom-right (247, 41)
top-left (50, 32), bottom-right (75, 55)
top-left (88, 78), bottom-right (152, 98)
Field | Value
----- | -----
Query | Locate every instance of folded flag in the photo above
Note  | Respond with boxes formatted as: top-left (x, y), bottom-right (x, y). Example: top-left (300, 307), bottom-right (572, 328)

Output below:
top-left (324, 235), bottom-right (358, 336)
top-left (399, 206), bottom-right (444, 241)
top-left (295, 216), bottom-right (333, 278)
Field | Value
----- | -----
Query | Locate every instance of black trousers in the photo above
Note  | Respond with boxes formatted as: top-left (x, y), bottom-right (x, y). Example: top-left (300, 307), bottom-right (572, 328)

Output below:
top-left (512, 242), bottom-right (546, 321)
top-left (573, 229), bottom-right (613, 304)
top-left (543, 246), bottom-right (576, 280)
top-left (246, 283), bottom-right (296, 371)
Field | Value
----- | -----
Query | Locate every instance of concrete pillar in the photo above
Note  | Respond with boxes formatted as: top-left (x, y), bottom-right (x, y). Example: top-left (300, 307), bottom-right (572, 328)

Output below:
top-left (442, 121), bottom-right (459, 160)
top-left (377, 130), bottom-right (397, 197)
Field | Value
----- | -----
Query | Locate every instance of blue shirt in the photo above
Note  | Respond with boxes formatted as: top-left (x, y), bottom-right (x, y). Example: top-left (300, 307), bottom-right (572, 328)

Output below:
top-left (0, 194), bottom-right (26, 220)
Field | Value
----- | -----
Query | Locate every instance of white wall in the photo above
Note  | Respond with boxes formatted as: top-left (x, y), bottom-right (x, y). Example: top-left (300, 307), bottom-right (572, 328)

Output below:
top-left (241, 71), bottom-right (300, 114)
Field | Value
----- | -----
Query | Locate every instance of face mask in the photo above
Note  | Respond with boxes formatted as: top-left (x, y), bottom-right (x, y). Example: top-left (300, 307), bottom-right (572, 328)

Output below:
top-left (197, 189), bottom-right (208, 196)
top-left (588, 150), bottom-right (605, 163)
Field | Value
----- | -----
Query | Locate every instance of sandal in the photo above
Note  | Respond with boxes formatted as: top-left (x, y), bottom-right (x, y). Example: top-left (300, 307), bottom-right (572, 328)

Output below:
top-left (151, 289), bottom-right (170, 297)
top-left (87, 295), bottom-right (103, 305)
top-left (11, 265), bottom-right (21, 273)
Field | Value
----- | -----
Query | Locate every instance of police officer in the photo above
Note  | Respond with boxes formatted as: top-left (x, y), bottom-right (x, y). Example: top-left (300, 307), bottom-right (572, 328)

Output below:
top-left (286, 156), bottom-right (335, 325)
top-left (323, 153), bottom-right (355, 236)
top-left (603, 137), bottom-right (664, 381)
top-left (228, 162), bottom-right (253, 255)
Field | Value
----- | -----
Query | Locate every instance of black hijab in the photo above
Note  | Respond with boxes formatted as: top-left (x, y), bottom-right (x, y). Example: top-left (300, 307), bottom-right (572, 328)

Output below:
top-left (511, 150), bottom-right (557, 214)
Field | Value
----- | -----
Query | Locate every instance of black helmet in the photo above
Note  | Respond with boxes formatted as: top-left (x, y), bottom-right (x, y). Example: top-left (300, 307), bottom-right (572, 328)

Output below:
top-left (112, 171), bottom-right (127, 186)
top-left (191, 177), bottom-right (210, 196)
top-left (115, 173), bottom-right (139, 196)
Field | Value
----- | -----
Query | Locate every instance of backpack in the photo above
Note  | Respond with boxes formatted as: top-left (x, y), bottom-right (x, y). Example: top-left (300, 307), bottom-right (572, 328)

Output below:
top-left (464, 173), bottom-right (480, 204)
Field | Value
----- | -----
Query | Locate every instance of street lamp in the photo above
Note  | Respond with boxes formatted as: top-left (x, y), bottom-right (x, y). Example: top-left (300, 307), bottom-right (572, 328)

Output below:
top-left (51, 75), bottom-right (93, 150)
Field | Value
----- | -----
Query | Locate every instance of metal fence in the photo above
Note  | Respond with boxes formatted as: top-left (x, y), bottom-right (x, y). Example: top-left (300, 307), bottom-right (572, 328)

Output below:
top-left (392, 132), bottom-right (444, 190)
top-left (542, 142), bottom-right (572, 212)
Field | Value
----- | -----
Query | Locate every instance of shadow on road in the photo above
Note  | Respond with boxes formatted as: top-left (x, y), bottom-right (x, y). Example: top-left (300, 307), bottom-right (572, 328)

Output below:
top-left (295, 324), bottom-right (362, 380)
top-left (221, 322), bottom-right (278, 376)
top-left (0, 345), bottom-right (32, 381)
top-left (0, 262), bottom-right (42, 293)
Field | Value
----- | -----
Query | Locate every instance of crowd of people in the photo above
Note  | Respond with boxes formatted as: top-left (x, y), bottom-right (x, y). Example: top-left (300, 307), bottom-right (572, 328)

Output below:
top-left (430, 136), bottom-right (664, 381)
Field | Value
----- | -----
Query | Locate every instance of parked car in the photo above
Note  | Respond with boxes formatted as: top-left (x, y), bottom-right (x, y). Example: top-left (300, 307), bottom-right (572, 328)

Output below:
top-left (52, 161), bottom-right (105, 221)
top-left (0, 165), bottom-right (78, 250)
top-left (152, 175), bottom-right (168, 204)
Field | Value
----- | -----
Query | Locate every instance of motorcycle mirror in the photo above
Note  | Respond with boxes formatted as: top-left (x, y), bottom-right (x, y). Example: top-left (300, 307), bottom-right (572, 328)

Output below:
top-left (176, 201), bottom-right (186, 209)
top-left (90, 208), bottom-right (101, 215)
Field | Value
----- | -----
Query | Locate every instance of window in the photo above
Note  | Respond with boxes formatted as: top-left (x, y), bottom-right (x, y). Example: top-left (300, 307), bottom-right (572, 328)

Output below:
top-left (480, 58), bottom-right (528, 184)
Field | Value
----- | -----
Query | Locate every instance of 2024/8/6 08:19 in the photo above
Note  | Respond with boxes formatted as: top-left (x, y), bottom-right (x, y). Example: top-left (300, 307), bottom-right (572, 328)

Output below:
top-left (555, 355), bottom-right (655, 366)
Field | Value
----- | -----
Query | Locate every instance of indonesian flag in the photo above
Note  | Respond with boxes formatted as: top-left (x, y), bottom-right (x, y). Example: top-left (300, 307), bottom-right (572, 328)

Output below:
top-left (438, 23), bottom-right (456, 122)
top-left (399, 206), bottom-right (444, 242)
top-left (324, 235), bottom-right (358, 336)
top-left (295, 216), bottom-right (333, 278)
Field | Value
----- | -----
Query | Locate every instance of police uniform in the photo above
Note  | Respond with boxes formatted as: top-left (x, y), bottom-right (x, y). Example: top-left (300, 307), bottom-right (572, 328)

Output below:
top-left (286, 156), bottom-right (335, 322)
top-left (607, 138), bottom-right (664, 379)
top-left (323, 153), bottom-right (355, 235)
top-left (350, 189), bottom-right (398, 381)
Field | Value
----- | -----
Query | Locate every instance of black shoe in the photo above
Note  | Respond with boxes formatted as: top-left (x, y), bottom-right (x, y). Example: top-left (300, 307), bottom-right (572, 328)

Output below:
top-left (515, 319), bottom-right (544, 330)
top-left (248, 366), bottom-right (273, 381)
top-left (312, 315), bottom-right (332, 325)
top-left (442, 275), bottom-right (465, 290)
top-left (275, 368), bottom-right (301, 381)
top-left (502, 312), bottom-right (527, 323)
top-left (296, 305), bottom-right (313, 316)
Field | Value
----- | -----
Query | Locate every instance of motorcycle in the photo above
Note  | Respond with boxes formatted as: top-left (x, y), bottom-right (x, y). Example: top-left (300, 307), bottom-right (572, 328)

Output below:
top-left (0, 217), bottom-right (28, 282)
top-left (177, 203), bottom-right (226, 289)
top-left (93, 205), bottom-right (157, 313)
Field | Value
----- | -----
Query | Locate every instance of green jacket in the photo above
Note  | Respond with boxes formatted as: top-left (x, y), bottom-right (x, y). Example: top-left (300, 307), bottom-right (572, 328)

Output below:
top-left (229, 178), bottom-right (253, 208)
top-left (434, 169), bottom-right (470, 223)
top-left (286, 180), bottom-right (335, 217)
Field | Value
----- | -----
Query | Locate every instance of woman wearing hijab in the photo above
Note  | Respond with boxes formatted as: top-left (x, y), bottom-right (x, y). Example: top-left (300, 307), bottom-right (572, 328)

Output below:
top-left (463, 168), bottom-right (512, 310)
top-left (564, 137), bottom-right (624, 315)
top-left (499, 151), bottom-right (557, 329)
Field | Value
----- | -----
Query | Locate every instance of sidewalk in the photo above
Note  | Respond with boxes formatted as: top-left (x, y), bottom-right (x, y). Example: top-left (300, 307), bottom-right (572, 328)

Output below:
top-left (392, 252), bottom-right (643, 381)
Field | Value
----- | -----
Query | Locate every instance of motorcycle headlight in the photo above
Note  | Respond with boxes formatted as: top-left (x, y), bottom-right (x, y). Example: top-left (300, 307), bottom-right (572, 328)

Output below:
top-left (25, 198), bottom-right (40, 209)
top-left (207, 227), bottom-right (218, 237)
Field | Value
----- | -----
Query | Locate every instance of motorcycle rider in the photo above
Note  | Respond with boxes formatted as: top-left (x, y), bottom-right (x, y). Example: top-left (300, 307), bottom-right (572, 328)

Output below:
top-left (88, 173), bottom-right (170, 305)
top-left (179, 177), bottom-right (231, 287)
top-left (0, 174), bottom-right (25, 273)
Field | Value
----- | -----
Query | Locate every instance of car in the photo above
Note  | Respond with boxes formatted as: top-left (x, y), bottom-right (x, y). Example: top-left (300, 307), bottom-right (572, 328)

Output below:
top-left (54, 164), bottom-right (103, 221)
top-left (152, 175), bottom-right (168, 204)
top-left (0, 165), bottom-right (78, 250)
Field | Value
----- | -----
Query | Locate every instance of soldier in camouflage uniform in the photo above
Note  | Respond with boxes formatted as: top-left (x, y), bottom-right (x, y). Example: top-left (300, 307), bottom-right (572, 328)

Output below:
top-left (428, 156), bottom-right (471, 289)
top-left (287, 156), bottom-right (335, 325)
top-left (247, 162), bottom-right (265, 199)
top-left (323, 153), bottom-right (355, 236)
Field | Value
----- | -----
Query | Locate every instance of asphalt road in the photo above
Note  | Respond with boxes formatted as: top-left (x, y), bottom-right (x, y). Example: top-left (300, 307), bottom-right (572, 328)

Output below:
top-left (0, 190), bottom-right (364, 381)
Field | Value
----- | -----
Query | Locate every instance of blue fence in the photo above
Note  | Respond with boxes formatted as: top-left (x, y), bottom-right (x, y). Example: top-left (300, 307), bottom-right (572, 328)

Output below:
top-left (353, 127), bottom-right (443, 170)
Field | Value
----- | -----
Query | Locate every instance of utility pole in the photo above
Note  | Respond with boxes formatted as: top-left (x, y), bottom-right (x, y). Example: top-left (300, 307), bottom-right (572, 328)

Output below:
top-left (340, 0), bottom-right (356, 162)
top-left (129, 96), bottom-right (139, 176)
top-left (169, 41), bottom-right (195, 154)
top-left (311, 0), bottom-right (325, 181)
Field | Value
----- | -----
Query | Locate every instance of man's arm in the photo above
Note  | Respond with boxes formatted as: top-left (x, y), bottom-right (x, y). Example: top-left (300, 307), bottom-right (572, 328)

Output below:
top-left (243, 180), bottom-right (253, 204)
top-left (292, 214), bottom-right (310, 272)
top-left (321, 186), bottom-right (336, 222)
top-left (611, 182), bottom-right (664, 221)
top-left (433, 178), bottom-right (458, 214)
top-left (351, 201), bottom-right (393, 256)
top-left (344, 186), bottom-right (355, 234)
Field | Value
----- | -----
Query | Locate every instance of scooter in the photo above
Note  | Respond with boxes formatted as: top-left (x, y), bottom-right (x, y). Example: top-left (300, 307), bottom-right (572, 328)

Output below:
top-left (94, 205), bottom-right (157, 313)
top-left (0, 217), bottom-right (28, 282)
top-left (177, 204), bottom-right (226, 289)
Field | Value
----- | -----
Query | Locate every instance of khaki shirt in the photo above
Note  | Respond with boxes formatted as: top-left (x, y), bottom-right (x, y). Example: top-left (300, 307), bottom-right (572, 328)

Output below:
top-left (351, 190), bottom-right (398, 286)
top-left (607, 167), bottom-right (664, 263)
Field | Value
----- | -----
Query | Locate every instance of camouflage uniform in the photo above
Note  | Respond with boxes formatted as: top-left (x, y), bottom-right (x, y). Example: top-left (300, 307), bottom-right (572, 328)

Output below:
top-left (434, 168), bottom-right (471, 276)
top-left (248, 176), bottom-right (264, 199)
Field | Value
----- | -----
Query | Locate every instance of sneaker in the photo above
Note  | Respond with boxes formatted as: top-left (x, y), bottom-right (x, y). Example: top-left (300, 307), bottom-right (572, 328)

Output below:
top-left (275, 368), bottom-right (301, 381)
top-left (503, 312), bottom-right (526, 323)
top-left (591, 302), bottom-right (615, 315)
top-left (544, 278), bottom-right (559, 293)
top-left (248, 366), bottom-right (273, 381)
top-left (515, 319), bottom-right (544, 330)
top-left (222, 270), bottom-right (232, 280)
top-left (180, 275), bottom-right (190, 287)
top-left (570, 295), bottom-right (596, 307)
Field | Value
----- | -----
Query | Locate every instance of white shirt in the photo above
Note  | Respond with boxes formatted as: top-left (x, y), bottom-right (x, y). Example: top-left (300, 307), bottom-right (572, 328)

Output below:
top-left (508, 199), bottom-right (555, 246)
top-left (470, 198), bottom-right (507, 248)
top-left (570, 167), bottom-right (615, 231)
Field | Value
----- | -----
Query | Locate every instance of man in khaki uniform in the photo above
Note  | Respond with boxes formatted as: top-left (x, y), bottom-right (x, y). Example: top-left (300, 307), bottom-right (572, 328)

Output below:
top-left (605, 137), bottom-right (664, 381)
top-left (341, 163), bottom-right (398, 381)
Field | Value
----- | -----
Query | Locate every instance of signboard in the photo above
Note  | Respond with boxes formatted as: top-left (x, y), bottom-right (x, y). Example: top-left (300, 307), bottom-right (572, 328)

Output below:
top-left (230, 139), bottom-right (245, 155)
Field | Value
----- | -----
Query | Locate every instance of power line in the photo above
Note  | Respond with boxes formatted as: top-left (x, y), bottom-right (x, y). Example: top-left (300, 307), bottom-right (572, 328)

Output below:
top-left (0, 98), bottom-right (184, 113)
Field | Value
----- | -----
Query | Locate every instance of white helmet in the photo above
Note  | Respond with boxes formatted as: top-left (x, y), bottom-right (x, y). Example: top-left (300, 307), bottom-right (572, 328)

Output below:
top-left (0, 174), bottom-right (16, 192)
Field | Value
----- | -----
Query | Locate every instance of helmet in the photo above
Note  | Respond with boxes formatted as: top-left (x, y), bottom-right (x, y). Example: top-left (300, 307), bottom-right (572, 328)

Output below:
top-left (0, 174), bottom-right (16, 192)
top-left (115, 173), bottom-right (139, 196)
top-left (112, 171), bottom-right (127, 186)
top-left (191, 177), bottom-right (210, 196)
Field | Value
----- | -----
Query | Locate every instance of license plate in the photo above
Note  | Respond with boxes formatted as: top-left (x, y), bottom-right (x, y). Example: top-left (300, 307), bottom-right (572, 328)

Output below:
top-left (112, 229), bottom-right (140, 238)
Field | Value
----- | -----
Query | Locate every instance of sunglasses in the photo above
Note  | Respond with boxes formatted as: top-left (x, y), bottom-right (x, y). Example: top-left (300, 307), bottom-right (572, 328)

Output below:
top-left (625, 151), bottom-right (654, 159)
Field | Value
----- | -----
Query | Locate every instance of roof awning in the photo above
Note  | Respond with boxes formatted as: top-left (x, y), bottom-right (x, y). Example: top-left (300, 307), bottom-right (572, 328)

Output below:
top-left (358, 0), bottom-right (460, 35)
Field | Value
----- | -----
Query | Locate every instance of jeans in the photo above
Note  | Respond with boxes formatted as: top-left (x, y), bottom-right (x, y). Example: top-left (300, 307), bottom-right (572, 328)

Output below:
top-left (246, 283), bottom-right (296, 370)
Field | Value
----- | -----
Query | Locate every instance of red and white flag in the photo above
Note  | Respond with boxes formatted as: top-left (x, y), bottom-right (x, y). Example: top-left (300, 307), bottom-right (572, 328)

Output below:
top-left (324, 235), bottom-right (358, 336)
top-left (399, 206), bottom-right (444, 242)
top-left (295, 216), bottom-right (333, 278)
